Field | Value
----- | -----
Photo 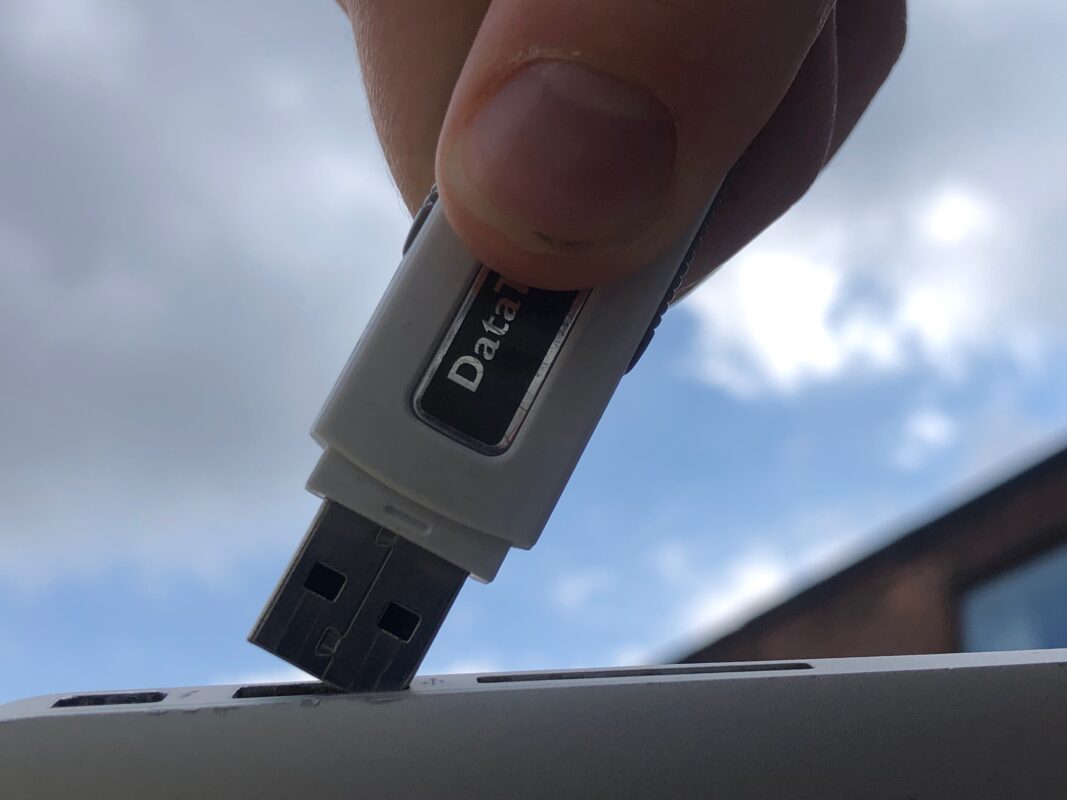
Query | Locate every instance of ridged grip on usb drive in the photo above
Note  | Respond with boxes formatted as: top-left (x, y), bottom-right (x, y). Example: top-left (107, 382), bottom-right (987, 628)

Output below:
top-left (626, 182), bottom-right (727, 372)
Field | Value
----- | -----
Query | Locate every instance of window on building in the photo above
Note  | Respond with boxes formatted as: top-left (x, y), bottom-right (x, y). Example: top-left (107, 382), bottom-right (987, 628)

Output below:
top-left (960, 540), bottom-right (1067, 652)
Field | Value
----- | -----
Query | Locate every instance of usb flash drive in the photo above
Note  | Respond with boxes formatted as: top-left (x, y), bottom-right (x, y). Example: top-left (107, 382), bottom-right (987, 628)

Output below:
top-left (250, 186), bottom-right (720, 692)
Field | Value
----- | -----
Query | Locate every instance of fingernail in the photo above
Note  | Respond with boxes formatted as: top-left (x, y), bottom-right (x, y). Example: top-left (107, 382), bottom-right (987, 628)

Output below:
top-left (448, 60), bottom-right (676, 251)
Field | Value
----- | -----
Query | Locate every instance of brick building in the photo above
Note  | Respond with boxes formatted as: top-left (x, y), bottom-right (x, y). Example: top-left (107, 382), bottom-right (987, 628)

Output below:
top-left (682, 444), bottom-right (1067, 664)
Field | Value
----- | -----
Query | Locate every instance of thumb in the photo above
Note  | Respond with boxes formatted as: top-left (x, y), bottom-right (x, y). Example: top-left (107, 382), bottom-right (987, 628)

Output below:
top-left (436, 0), bottom-right (836, 290)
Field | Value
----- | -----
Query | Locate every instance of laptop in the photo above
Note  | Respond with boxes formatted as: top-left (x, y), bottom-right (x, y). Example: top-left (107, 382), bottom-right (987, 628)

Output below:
top-left (2, 648), bottom-right (1064, 798)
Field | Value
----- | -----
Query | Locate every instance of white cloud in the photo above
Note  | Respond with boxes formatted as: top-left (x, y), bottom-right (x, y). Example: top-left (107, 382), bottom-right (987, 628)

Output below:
top-left (610, 644), bottom-right (655, 667)
top-left (648, 530), bottom-right (868, 654)
top-left (676, 552), bottom-right (790, 642)
top-left (551, 568), bottom-right (615, 612)
top-left (682, 1), bottom-right (1067, 400)
top-left (3, 0), bottom-right (141, 85)
top-left (213, 666), bottom-right (313, 687)
top-left (439, 655), bottom-right (503, 675)
top-left (908, 408), bottom-right (957, 447)
top-left (652, 541), bottom-right (691, 585)
top-left (686, 244), bottom-right (904, 396)
top-left (919, 187), bottom-right (994, 246)
top-left (0, 0), bottom-right (407, 586)
top-left (684, 174), bottom-right (1062, 398)
top-left (893, 408), bottom-right (958, 470)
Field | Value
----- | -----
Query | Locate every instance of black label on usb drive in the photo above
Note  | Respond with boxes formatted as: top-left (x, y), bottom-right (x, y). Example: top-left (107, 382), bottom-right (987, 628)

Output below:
top-left (413, 268), bottom-right (588, 454)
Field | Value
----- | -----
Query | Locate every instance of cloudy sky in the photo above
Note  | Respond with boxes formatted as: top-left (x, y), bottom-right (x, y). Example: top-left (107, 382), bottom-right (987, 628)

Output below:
top-left (1, 0), bottom-right (1065, 701)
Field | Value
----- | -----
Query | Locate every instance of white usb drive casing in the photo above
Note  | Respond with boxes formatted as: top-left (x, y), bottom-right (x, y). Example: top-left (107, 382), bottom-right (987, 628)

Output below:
top-left (307, 190), bottom-right (715, 582)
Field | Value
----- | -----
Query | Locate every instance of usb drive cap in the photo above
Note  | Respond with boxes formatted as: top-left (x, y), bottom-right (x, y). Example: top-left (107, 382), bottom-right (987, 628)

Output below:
top-left (249, 501), bottom-right (467, 692)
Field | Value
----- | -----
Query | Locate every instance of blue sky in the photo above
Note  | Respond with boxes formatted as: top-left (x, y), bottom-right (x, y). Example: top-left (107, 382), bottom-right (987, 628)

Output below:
top-left (1, 0), bottom-right (1066, 702)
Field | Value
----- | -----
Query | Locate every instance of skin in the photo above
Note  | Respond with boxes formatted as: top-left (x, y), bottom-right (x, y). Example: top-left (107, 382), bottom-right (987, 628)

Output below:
top-left (338, 0), bottom-right (906, 293)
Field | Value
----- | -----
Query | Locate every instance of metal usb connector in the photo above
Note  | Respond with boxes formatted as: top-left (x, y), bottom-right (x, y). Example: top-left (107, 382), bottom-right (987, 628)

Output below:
top-left (249, 501), bottom-right (467, 693)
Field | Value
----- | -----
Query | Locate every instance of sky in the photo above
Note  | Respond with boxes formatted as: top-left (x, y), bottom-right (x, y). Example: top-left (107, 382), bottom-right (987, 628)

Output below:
top-left (1, 0), bottom-right (1065, 701)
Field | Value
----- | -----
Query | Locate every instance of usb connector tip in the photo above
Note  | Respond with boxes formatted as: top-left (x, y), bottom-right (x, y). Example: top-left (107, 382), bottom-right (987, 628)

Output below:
top-left (249, 501), bottom-right (467, 692)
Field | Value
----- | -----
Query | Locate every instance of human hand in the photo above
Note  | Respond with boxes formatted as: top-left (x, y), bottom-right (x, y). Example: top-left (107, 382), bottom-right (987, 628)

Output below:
top-left (340, 1), bottom-right (906, 291)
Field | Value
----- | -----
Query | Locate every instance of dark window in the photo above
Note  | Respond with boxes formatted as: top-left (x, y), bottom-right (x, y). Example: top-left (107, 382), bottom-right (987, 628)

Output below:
top-left (961, 541), bottom-right (1067, 651)
top-left (378, 602), bottom-right (420, 642)
top-left (304, 561), bottom-right (346, 602)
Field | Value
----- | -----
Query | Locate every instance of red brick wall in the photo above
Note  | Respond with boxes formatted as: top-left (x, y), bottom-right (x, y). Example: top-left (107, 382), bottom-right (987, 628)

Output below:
top-left (682, 447), bottom-right (1067, 664)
